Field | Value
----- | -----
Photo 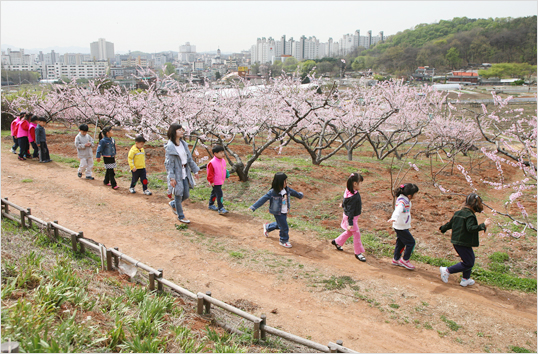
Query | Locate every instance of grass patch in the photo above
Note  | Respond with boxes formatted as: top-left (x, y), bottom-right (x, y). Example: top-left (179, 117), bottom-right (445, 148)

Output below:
top-left (318, 275), bottom-right (356, 290)
top-left (509, 345), bottom-right (532, 353)
top-left (441, 315), bottom-right (462, 331)
top-left (21, 178), bottom-right (33, 183)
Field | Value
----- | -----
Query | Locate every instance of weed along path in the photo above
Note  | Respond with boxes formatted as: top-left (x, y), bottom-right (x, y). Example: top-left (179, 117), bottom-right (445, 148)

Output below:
top-left (2, 148), bottom-right (536, 353)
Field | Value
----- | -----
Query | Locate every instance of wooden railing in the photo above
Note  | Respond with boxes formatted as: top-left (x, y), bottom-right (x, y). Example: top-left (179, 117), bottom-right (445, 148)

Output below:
top-left (1, 197), bottom-right (357, 353)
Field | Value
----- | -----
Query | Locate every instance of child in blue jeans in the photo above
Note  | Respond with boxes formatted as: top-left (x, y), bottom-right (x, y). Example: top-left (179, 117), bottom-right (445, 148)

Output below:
top-left (439, 193), bottom-right (491, 287)
top-left (249, 172), bottom-right (304, 248)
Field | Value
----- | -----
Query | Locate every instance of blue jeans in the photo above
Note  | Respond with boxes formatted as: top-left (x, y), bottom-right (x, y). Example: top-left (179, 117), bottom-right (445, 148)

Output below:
top-left (170, 178), bottom-right (190, 219)
top-left (266, 213), bottom-right (289, 243)
top-left (209, 185), bottom-right (224, 209)
top-left (448, 245), bottom-right (475, 279)
top-left (393, 229), bottom-right (415, 261)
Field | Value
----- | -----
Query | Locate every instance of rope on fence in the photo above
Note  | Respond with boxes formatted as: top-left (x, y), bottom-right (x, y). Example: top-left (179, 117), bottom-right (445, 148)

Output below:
top-left (0, 197), bottom-right (358, 353)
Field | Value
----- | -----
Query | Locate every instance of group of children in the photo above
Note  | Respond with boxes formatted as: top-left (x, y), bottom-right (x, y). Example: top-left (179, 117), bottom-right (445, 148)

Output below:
top-left (249, 171), bottom-right (490, 288)
top-left (10, 112), bottom-right (51, 163)
top-left (74, 124), bottom-right (152, 194)
top-left (12, 114), bottom-right (490, 288)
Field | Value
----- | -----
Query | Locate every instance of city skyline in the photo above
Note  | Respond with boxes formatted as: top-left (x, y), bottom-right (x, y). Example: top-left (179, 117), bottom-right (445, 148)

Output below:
top-left (1, 1), bottom-right (537, 55)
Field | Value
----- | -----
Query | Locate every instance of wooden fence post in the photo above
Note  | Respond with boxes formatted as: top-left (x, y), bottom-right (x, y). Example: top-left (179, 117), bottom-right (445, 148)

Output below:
top-left (148, 272), bottom-right (155, 291)
top-left (20, 209), bottom-right (26, 228)
top-left (157, 269), bottom-right (163, 292)
top-left (204, 291), bottom-right (212, 314)
top-left (70, 234), bottom-right (78, 253)
top-left (197, 293), bottom-right (204, 315)
top-left (4, 197), bottom-right (9, 215)
top-left (1, 341), bottom-right (19, 353)
top-left (260, 314), bottom-right (267, 341)
top-left (106, 249), bottom-right (113, 270)
top-left (113, 247), bottom-right (119, 268)
top-left (77, 232), bottom-right (85, 253)
top-left (253, 318), bottom-right (261, 341)
top-left (26, 208), bottom-right (32, 228)
top-left (53, 221), bottom-right (59, 241)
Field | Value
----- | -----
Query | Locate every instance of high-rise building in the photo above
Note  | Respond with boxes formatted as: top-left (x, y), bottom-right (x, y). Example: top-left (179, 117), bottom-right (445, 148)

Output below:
top-left (179, 42), bottom-right (196, 63)
top-left (90, 38), bottom-right (115, 61)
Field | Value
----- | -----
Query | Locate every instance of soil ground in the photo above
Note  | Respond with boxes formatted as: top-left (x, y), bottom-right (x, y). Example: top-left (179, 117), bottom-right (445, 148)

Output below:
top-left (1, 126), bottom-right (536, 353)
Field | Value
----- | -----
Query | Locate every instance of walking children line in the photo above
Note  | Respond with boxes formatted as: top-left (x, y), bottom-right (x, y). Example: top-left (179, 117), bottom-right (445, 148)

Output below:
top-left (10, 114), bottom-right (497, 289)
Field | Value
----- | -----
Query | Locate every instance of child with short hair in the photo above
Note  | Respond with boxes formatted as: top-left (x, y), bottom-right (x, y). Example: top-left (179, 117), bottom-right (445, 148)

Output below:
top-left (35, 117), bottom-right (51, 163)
top-left (75, 124), bottom-right (95, 180)
top-left (207, 145), bottom-right (228, 214)
top-left (439, 193), bottom-right (491, 287)
top-left (96, 126), bottom-right (118, 189)
top-left (10, 112), bottom-right (24, 154)
top-left (28, 116), bottom-right (39, 158)
top-left (387, 183), bottom-right (420, 270)
top-left (128, 135), bottom-right (152, 195)
top-left (249, 172), bottom-right (304, 248)
top-left (331, 173), bottom-right (367, 261)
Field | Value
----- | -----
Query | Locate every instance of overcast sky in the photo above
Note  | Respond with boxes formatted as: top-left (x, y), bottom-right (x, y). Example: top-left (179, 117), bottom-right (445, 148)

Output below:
top-left (1, 1), bottom-right (536, 54)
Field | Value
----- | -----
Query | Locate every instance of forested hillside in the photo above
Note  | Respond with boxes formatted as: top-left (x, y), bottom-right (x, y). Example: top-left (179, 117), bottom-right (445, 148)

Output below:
top-left (350, 16), bottom-right (537, 75)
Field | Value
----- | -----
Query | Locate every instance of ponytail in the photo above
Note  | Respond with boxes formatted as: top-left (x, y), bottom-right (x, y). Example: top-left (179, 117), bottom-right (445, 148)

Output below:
top-left (394, 183), bottom-right (419, 198)
top-left (346, 173), bottom-right (364, 194)
top-left (99, 126), bottom-right (112, 141)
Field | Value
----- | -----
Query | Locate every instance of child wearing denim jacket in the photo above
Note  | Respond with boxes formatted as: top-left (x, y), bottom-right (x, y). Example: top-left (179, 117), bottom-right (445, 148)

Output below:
top-left (96, 126), bottom-right (118, 189)
top-left (249, 172), bottom-right (304, 248)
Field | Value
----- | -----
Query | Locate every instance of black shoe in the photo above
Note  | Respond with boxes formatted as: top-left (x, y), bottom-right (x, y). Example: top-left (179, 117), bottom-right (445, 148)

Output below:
top-left (355, 253), bottom-right (366, 262)
top-left (78, 172), bottom-right (82, 178)
top-left (86, 176), bottom-right (94, 180)
top-left (331, 239), bottom-right (343, 251)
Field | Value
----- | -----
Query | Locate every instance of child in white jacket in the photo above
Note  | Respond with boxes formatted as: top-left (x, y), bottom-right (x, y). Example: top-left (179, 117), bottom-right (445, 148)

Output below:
top-left (387, 183), bottom-right (419, 270)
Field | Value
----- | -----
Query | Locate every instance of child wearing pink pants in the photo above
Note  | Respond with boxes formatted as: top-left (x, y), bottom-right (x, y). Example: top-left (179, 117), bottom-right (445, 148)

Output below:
top-left (331, 173), bottom-right (366, 262)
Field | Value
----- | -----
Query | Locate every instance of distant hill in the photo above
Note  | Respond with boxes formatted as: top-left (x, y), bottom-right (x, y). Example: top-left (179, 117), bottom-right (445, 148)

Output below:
top-left (351, 16), bottom-right (537, 75)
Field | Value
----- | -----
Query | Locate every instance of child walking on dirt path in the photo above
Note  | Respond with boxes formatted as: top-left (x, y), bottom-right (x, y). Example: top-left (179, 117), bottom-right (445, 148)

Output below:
top-left (331, 173), bottom-right (367, 262)
top-left (207, 145), bottom-right (229, 215)
top-left (10, 112), bottom-right (23, 154)
top-left (249, 172), bottom-right (304, 248)
top-left (388, 183), bottom-right (419, 270)
top-left (28, 116), bottom-right (39, 159)
top-left (16, 113), bottom-right (31, 161)
top-left (96, 126), bottom-right (118, 189)
top-left (439, 193), bottom-right (491, 287)
top-left (75, 124), bottom-right (95, 180)
top-left (128, 135), bottom-right (152, 195)
top-left (35, 117), bottom-right (51, 163)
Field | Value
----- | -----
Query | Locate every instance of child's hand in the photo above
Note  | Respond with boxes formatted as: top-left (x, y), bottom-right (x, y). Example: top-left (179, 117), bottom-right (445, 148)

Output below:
top-left (248, 207), bottom-right (254, 212)
top-left (210, 183), bottom-right (214, 187)
top-left (37, 144), bottom-right (40, 147)
top-left (347, 225), bottom-right (353, 232)
top-left (96, 158), bottom-right (101, 162)
top-left (170, 179), bottom-right (177, 188)
top-left (85, 142), bottom-right (91, 147)
top-left (484, 218), bottom-right (492, 227)
top-left (387, 219), bottom-right (393, 223)
top-left (132, 168), bottom-right (137, 172)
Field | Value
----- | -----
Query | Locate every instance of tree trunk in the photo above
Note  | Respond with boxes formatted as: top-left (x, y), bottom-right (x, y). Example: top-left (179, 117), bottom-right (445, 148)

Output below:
top-left (233, 162), bottom-right (248, 182)
top-left (347, 149), bottom-right (353, 161)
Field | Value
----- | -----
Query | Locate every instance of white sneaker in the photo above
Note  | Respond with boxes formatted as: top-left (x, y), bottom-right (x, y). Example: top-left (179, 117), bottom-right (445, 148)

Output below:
top-left (279, 241), bottom-right (292, 248)
top-left (179, 218), bottom-right (190, 224)
top-left (129, 187), bottom-right (136, 194)
top-left (263, 223), bottom-right (270, 237)
top-left (460, 278), bottom-right (475, 287)
top-left (440, 267), bottom-right (450, 283)
top-left (10, 148), bottom-right (16, 154)
top-left (143, 189), bottom-right (152, 195)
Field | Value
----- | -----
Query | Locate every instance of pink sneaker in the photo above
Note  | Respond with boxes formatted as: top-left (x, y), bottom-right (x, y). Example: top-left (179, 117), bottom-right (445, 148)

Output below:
top-left (399, 258), bottom-right (415, 270)
top-left (391, 259), bottom-right (401, 266)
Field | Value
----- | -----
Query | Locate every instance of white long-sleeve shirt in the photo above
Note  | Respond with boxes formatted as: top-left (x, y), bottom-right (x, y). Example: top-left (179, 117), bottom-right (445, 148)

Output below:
top-left (389, 195), bottom-right (412, 230)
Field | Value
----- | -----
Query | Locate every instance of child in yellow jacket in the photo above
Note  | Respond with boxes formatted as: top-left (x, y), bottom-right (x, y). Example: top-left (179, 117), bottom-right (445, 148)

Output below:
top-left (128, 135), bottom-right (152, 195)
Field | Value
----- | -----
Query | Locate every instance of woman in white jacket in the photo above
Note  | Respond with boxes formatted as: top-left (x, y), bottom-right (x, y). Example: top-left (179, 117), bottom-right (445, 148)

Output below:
top-left (387, 183), bottom-right (419, 270)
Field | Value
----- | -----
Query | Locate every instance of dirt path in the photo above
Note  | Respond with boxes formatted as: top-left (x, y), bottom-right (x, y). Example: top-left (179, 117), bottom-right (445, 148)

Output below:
top-left (2, 149), bottom-right (536, 353)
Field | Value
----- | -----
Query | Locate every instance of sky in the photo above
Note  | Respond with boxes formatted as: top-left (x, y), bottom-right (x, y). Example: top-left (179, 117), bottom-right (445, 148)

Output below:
top-left (1, 1), bottom-right (537, 54)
